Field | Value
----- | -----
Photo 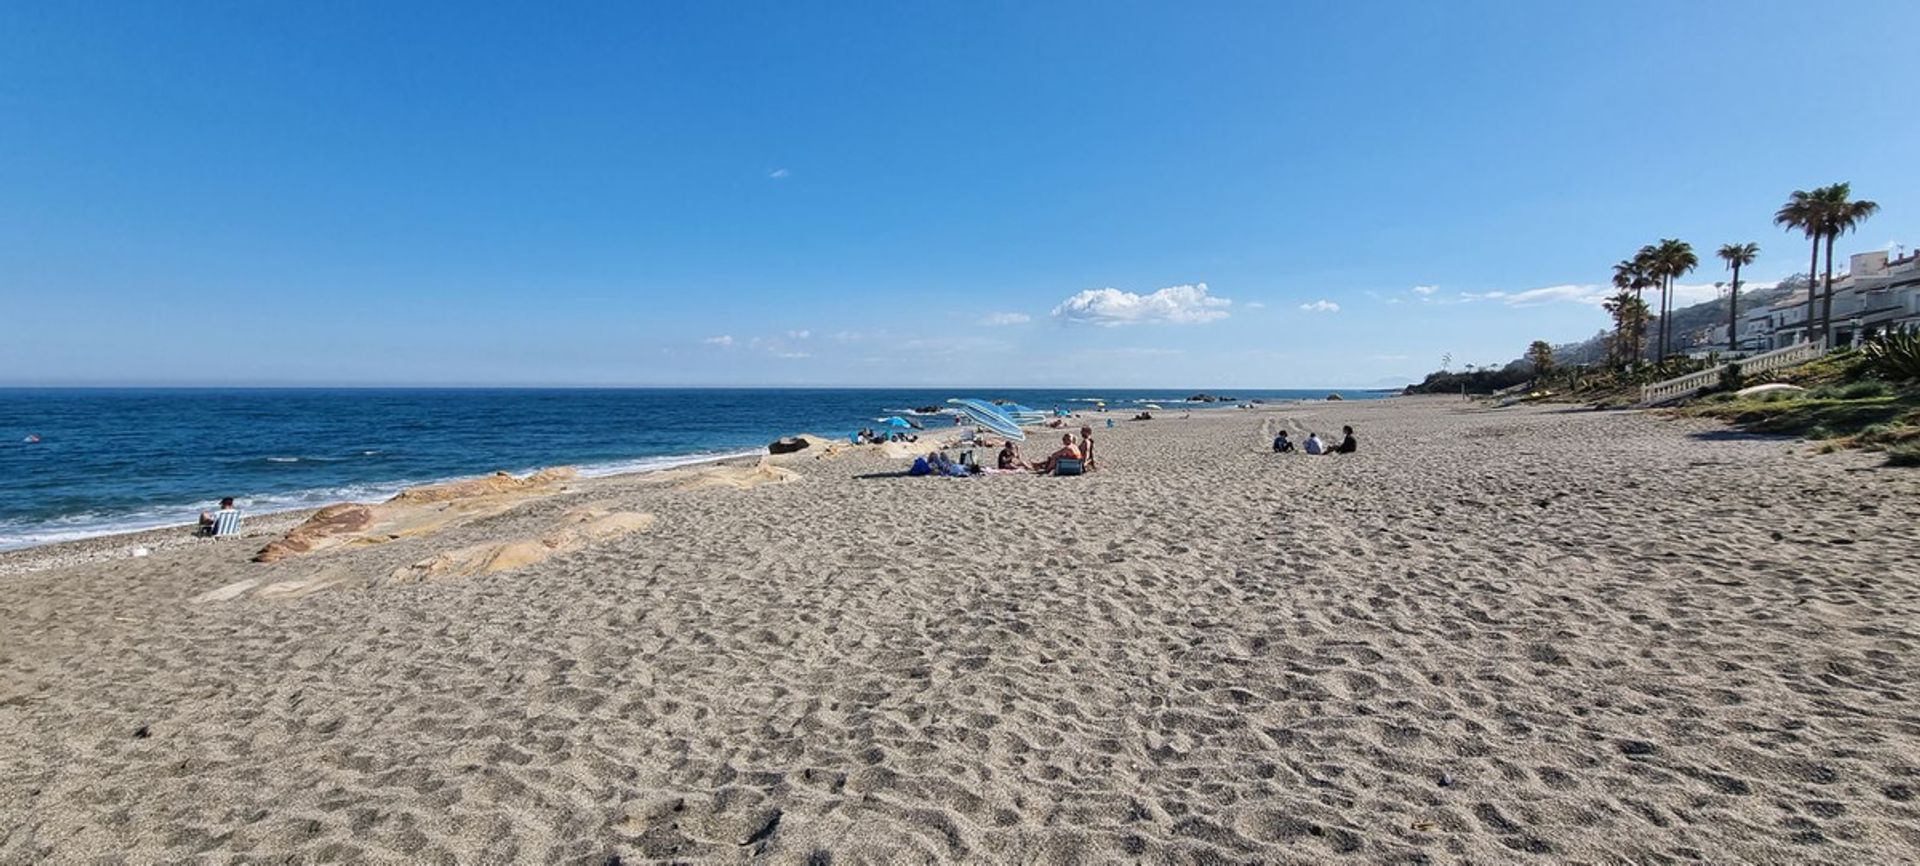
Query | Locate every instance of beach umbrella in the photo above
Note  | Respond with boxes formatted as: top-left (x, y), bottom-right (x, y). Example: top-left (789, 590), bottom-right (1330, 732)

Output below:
top-left (1000, 403), bottom-right (1047, 424)
top-left (1144, 403), bottom-right (1163, 410)
top-left (879, 416), bottom-right (913, 429)
top-left (948, 398), bottom-right (1025, 440)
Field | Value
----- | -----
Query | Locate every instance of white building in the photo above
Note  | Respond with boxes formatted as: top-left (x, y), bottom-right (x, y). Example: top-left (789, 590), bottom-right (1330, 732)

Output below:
top-left (1823, 249), bottom-right (1920, 345)
top-left (1677, 245), bottom-right (1917, 355)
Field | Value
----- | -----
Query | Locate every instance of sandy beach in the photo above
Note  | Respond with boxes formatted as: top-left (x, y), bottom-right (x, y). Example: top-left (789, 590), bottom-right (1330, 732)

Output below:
top-left (3, 396), bottom-right (1918, 864)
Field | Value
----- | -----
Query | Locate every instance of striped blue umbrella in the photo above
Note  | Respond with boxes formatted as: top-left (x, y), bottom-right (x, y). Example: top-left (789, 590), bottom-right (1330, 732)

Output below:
top-left (948, 398), bottom-right (1025, 440)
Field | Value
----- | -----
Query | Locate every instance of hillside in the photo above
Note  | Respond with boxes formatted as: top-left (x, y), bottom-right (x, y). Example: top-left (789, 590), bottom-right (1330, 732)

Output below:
top-left (1550, 276), bottom-right (1805, 364)
top-left (1403, 277), bottom-right (1808, 395)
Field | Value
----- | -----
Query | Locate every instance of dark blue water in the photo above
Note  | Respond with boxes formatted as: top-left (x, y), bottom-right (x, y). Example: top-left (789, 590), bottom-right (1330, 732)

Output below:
top-left (0, 388), bottom-right (1386, 549)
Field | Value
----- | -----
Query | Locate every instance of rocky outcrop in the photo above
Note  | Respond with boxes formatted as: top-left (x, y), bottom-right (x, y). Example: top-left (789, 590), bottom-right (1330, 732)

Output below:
top-left (768, 437), bottom-right (810, 455)
top-left (386, 468), bottom-right (577, 505)
top-left (253, 468), bottom-right (578, 563)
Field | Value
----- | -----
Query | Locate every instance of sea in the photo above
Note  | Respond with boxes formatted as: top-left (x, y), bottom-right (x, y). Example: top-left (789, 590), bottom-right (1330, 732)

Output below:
top-left (0, 387), bottom-right (1388, 550)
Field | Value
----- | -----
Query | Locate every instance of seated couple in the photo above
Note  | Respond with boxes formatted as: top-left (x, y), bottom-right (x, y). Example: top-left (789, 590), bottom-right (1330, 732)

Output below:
top-left (1007, 427), bottom-right (1095, 474)
top-left (1272, 426), bottom-right (1357, 455)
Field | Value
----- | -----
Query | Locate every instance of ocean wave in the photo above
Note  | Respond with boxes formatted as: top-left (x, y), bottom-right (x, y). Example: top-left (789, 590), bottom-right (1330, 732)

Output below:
top-left (0, 448), bottom-right (765, 551)
top-left (0, 479), bottom-right (421, 552)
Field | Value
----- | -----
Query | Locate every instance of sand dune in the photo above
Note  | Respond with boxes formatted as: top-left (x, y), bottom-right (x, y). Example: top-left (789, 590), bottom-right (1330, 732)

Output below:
top-left (3, 397), bottom-right (1918, 863)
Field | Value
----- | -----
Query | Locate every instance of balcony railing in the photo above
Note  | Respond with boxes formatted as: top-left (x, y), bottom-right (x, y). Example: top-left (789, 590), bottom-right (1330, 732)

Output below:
top-left (1638, 340), bottom-right (1826, 406)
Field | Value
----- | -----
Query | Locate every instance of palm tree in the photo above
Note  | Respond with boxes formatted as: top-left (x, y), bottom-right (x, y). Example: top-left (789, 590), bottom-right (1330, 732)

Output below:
top-left (1717, 242), bottom-right (1760, 352)
top-left (1810, 183), bottom-right (1879, 345)
top-left (1634, 246), bottom-right (1665, 359)
top-left (1603, 291), bottom-right (1650, 366)
top-left (1775, 189), bottom-right (1825, 344)
top-left (1611, 258), bottom-right (1655, 362)
top-left (1648, 239), bottom-right (1697, 362)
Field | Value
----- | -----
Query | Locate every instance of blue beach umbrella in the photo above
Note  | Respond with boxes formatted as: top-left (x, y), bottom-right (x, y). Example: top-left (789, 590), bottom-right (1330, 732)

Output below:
top-left (879, 416), bottom-right (913, 429)
top-left (948, 398), bottom-right (1025, 440)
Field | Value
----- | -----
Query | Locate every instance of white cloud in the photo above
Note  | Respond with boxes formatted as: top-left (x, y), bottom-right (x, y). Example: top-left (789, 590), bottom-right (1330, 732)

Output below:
top-left (768, 168), bottom-right (790, 179)
top-left (1412, 285), bottom-right (1437, 296)
top-left (787, 329), bottom-right (811, 339)
top-left (1299, 300), bottom-right (1340, 313)
top-left (703, 335), bottom-right (734, 348)
top-left (1244, 301), bottom-right (1267, 309)
top-left (981, 312), bottom-right (1031, 326)
top-left (1051, 282), bottom-right (1231, 326)
top-left (1447, 280), bottom-right (1773, 309)
top-left (1074, 347), bottom-right (1185, 359)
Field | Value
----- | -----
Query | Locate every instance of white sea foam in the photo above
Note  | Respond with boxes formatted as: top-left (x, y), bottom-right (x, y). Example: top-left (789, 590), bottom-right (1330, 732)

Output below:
top-left (0, 448), bottom-right (762, 552)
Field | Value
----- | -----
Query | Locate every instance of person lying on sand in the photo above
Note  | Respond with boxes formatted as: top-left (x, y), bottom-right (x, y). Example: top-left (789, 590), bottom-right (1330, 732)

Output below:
top-left (1032, 433), bottom-right (1081, 474)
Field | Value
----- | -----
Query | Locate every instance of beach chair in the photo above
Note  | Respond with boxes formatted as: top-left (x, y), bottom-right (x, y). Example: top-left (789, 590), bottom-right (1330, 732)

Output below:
top-left (211, 510), bottom-right (243, 537)
top-left (1052, 457), bottom-right (1085, 477)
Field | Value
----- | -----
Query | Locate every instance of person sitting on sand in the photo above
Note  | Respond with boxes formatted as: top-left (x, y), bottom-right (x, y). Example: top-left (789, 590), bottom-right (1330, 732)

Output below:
top-left (1272, 430), bottom-right (1295, 453)
top-left (198, 497), bottom-right (239, 535)
top-left (1078, 426), bottom-right (1096, 471)
top-left (1032, 433), bottom-right (1081, 474)
top-left (1332, 425), bottom-right (1358, 454)
top-left (997, 441), bottom-right (1024, 470)
top-left (1303, 432), bottom-right (1325, 455)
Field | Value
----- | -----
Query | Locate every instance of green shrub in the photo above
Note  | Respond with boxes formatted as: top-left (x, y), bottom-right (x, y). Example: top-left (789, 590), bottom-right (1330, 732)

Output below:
top-left (1719, 362), bottom-right (1744, 393)
top-left (1805, 424), bottom-right (1838, 440)
top-left (1812, 380), bottom-right (1892, 400)
top-left (1865, 328), bottom-right (1920, 382)
top-left (1887, 444), bottom-right (1920, 467)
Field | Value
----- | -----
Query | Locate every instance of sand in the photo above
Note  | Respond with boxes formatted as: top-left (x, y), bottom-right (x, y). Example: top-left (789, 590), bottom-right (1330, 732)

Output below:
top-left (2, 396), bottom-right (1918, 864)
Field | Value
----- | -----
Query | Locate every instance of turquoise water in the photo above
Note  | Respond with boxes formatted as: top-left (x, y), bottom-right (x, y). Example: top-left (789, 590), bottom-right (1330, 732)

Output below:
top-left (0, 387), bottom-right (1385, 549)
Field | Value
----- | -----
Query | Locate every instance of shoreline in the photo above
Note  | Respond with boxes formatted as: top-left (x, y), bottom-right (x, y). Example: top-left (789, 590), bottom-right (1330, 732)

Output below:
top-left (0, 445), bottom-right (801, 575)
top-left (1, 395), bottom-right (1359, 564)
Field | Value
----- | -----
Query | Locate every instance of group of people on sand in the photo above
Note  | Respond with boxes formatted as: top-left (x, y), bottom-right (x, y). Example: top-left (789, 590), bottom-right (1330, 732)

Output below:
top-left (996, 425), bottom-right (1095, 474)
top-left (853, 427), bottom-right (917, 445)
top-left (1272, 425), bottom-right (1358, 455)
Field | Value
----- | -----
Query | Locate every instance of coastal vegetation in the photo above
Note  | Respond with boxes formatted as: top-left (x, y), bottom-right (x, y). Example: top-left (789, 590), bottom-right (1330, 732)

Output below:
top-left (1407, 181), bottom-right (1916, 466)
top-left (1677, 340), bottom-right (1920, 464)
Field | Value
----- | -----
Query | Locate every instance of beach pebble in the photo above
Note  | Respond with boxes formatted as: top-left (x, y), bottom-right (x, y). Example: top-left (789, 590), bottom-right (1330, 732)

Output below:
top-left (133, 725), bottom-right (150, 739)
top-left (1438, 772), bottom-right (1454, 787)
top-left (131, 547), bottom-right (150, 557)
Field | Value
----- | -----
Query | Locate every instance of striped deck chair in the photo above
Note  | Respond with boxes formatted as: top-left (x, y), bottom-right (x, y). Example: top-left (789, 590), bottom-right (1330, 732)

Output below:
top-left (210, 509), bottom-right (243, 537)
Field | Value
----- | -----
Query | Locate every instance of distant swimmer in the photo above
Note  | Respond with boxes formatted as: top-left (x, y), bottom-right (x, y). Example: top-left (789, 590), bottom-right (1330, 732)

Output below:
top-left (23, 434), bottom-right (40, 444)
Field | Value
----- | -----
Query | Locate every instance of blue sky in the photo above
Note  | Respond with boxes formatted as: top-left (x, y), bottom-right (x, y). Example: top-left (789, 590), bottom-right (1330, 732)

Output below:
top-left (3, 1), bottom-right (1916, 388)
